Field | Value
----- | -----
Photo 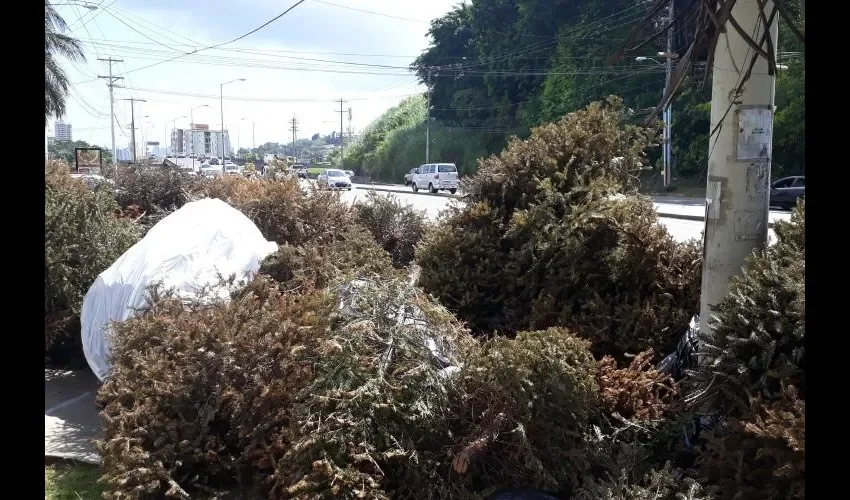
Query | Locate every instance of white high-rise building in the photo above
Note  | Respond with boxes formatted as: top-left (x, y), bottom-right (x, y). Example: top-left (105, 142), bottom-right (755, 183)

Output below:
top-left (54, 121), bottom-right (72, 142)
top-left (170, 124), bottom-right (231, 158)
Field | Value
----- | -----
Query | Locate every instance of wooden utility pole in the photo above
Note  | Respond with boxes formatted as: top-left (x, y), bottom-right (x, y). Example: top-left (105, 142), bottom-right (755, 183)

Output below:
top-left (699, 0), bottom-right (778, 337)
top-left (97, 57), bottom-right (124, 163)
top-left (120, 98), bottom-right (146, 163)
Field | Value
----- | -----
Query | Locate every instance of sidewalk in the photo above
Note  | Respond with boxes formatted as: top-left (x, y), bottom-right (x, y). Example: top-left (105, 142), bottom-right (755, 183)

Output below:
top-left (45, 369), bottom-right (101, 464)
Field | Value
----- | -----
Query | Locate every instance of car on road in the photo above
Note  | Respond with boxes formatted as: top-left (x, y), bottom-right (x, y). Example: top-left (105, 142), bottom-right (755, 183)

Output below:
top-left (200, 165), bottom-right (223, 179)
top-left (770, 175), bottom-right (804, 210)
top-left (344, 170), bottom-right (355, 178)
top-left (404, 167), bottom-right (418, 186)
top-left (223, 162), bottom-right (241, 176)
top-left (317, 168), bottom-right (352, 190)
top-left (411, 163), bottom-right (459, 194)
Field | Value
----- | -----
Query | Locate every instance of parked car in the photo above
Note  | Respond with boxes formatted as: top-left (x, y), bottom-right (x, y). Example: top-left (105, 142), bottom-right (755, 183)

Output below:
top-left (317, 169), bottom-right (352, 190)
top-left (344, 170), bottom-right (355, 178)
top-left (411, 163), bottom-right (459, 194)
top-left (404, 167), bottom-right (418, 186)
top-left (770, 175), bottom-right (804, 210)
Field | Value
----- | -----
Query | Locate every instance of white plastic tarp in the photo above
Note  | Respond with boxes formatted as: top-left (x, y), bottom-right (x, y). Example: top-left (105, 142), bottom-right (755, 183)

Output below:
top-left (81, 198), bottom-right (278, 381)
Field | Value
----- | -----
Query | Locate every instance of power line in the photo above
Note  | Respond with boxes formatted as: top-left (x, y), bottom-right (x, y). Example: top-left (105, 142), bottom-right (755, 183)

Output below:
top-left (111, 0), bottom-right (309, 77)
top-left (312, 0), bottom-right (429, 24)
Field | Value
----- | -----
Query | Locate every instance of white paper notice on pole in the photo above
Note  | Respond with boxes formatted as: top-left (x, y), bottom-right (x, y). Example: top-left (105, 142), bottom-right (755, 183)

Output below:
top-left (737, 107), bottom-right (773, 161)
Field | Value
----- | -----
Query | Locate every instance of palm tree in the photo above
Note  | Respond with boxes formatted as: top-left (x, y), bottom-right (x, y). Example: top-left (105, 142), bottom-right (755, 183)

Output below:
top-left (45, 1), bottom-right (85, 125)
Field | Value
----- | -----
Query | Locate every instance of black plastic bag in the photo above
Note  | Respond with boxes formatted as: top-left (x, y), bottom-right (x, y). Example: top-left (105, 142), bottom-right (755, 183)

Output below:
top-left (657, 314), bottom-right (700, 381)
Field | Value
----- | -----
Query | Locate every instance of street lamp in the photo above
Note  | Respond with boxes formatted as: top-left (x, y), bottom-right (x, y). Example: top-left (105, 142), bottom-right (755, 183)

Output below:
top-left (220, 78), bottom-right (246, 160)
top-left (636, 52), bottom-right (678, 189)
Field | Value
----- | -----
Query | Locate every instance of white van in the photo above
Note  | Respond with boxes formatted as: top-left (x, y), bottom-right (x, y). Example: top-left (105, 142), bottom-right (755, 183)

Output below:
top-left (411, 163), bottom-right (459, 194)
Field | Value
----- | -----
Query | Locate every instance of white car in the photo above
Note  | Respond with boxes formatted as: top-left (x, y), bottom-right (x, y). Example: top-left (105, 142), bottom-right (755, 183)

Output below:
top-left (411, 163), bottom-right (459, 194)
top-left (223, 162), bottom-right (241, 176)
top-left (200, 165), bottom-right (223, 179)
top-left (317, 169), bottom-right (352, 190)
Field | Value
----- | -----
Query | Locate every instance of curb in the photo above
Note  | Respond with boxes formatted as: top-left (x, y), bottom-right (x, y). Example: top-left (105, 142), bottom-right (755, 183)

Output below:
top-left (356, 185), bottom-right (457, 198)
top-left (356, 186), bottom-right (777, 228)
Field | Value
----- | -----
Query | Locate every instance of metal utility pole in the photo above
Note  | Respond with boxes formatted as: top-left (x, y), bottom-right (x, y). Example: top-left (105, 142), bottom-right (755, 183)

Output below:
top-left (698, 0), bottom-right (778, 337)
top-left (662, 0), bottom-right (674, 188)
top-left (97, 57), bottom-right (124, 163)
top-left (290, 116), bottom-right (298, 153)
top-left (425, 68), bottom-right (432, 163)
top-left (120, 98), bottom-right (145, 163)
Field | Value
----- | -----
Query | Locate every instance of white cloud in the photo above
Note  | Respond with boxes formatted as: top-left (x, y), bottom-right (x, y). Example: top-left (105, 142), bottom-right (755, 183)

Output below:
top-left (52, 0), bottom-right (458, 149)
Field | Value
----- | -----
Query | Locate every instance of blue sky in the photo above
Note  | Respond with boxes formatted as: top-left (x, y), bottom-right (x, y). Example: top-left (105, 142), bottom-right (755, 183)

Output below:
top-left (52, 0), bottom-right (461, 149)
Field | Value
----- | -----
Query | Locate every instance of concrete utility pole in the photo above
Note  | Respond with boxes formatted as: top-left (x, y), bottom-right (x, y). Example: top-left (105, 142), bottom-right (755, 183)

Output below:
top-left (97, 57), bottom-right (124, 163)
top-left (662, 0), bottom-right (674, 188)
top-left (699, 0), bottom-right (778, 337)
top-left (425, 68), bottom-right (432, 164)
top-left (120, 98), bottom-right (146, 163)
top-left (335, 99), bottom-right (346, 158)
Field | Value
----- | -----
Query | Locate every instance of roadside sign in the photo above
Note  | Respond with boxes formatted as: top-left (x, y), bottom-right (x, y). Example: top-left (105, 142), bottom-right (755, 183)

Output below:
top-left (74, 148), bottom-right (103, 173)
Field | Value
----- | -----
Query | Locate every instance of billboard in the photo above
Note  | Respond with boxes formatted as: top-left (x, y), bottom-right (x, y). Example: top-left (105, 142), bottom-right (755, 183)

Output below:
top-left (192, 123), bottom-right (209, 130)
top-left (147, 141), bottom-right (160, 146)
top-left (74, 147), bottom-right (103, 172)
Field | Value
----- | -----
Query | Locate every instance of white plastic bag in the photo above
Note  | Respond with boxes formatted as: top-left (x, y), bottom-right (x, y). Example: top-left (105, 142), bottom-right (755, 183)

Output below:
top-left (81, 198), bottom-right (278, 381)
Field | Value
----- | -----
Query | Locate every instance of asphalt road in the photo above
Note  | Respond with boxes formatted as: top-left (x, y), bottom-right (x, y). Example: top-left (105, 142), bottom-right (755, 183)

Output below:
top-left (340, 183), bottom-right (785, 244)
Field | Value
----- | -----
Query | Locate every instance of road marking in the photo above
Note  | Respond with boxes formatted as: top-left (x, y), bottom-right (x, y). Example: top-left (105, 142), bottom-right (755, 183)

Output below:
top-left (45, 391), bottom-right (93, 416)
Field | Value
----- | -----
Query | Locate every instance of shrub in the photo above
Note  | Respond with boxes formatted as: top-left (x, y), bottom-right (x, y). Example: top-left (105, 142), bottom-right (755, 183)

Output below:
top-left (450, 328), bottom-right (599, 494)
top-left (687, 200), bottom-right (805, 500)
top-left (696, 385), bottom-right (804, 500)
top-left (417, 98), bottom-right (699, 359)
top-left (112, 164), bottom-right (200, 216)
top-left (98, 276), bottom-right (477, 499)
top-left (258, 223), bottom-right (398, 290)
top-left (417, 181), bottom-right (700, 360)
top-left (596, 349), bottom-right (678, 422)
top-left (274, 278), bottom-right (478, 498)
top-left (353, 191), bottom-right (428, 267)
top-left (689, 200), bottom-right (805, 416)
top-left (197, 176), bottom-right (351, 246)
top-left (573, 464), bottom-right (712, 500)
top-left (98, 278), bottom-right (333, 498)
top-left (45, 163), bottom-right (140, 366)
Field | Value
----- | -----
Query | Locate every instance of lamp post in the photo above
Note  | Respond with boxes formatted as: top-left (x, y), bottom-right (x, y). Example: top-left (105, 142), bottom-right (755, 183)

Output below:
top-left (636, 51), bottom-right (678, 189)
top-left (220, 78), bottom-right (245, 160)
